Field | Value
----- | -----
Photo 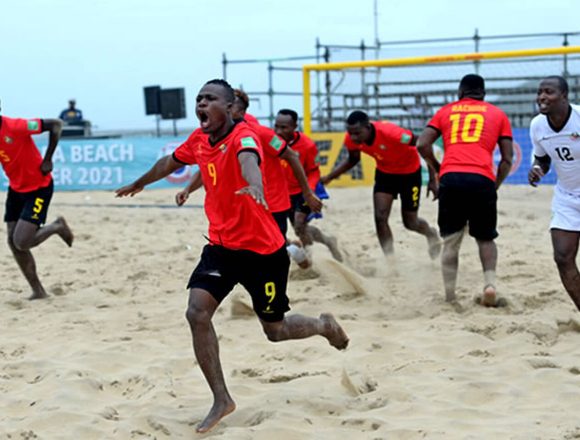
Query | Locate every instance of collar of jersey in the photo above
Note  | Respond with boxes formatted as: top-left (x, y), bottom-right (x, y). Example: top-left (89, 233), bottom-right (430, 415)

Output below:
top-left (209, 120), bottom-right (240, 147)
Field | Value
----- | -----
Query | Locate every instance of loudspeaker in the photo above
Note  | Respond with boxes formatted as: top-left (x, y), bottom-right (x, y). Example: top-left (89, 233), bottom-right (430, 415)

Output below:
top-left (144, 86), bottom-right (161, 115)
top-left (160, 88), bottom-right (186, 120)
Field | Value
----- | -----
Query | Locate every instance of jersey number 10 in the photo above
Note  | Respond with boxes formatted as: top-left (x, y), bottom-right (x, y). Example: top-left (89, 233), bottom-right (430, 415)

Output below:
top-left (449, 113), bottom-right (484, 144)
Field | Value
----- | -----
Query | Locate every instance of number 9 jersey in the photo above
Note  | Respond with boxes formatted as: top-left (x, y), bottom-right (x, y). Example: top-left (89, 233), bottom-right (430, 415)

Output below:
top-left (427, 97), bottom-right (513, 182)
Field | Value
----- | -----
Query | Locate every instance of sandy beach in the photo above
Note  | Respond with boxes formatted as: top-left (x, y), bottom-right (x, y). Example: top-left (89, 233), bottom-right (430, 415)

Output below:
top-left (1, 184), bottom-right (580, 440)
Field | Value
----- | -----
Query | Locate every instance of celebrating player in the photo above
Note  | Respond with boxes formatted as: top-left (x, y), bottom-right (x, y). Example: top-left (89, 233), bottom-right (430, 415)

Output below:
top-left (322, 111), bottom-right (440, 258)
top-left (0, 110), bottom-right (73, 299)
top-left (275, 108), bottom-right (343, 261)
top-left (528, 75), bottom-right (580, 311)
top-left (417, 74), bottom-right (513, 306)
top-left (116, 79), bottom-right (348, 433)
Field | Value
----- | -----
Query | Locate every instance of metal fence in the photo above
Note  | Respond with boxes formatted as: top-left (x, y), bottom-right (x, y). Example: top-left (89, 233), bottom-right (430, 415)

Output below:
top-left (222, 30), bottom-right (580, 131)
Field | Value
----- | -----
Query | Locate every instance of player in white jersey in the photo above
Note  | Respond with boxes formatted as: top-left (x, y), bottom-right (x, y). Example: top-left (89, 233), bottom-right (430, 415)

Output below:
top-left (528, 75), bottom-right (580, 311)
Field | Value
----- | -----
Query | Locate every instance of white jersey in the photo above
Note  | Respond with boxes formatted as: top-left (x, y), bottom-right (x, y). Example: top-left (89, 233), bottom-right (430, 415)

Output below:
top-left (530, 104), bottom-right (580, 195)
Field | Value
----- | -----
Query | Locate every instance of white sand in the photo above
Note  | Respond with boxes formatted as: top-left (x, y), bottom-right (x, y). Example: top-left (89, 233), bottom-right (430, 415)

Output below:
top-left (1, 185), bottom-right (580, 439)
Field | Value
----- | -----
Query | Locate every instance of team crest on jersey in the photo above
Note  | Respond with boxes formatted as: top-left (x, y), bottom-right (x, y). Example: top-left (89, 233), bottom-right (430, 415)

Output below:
top-left (379, 144), bottom-right (387, 150)
top-left (4, 136), bottom-right (13, 144)
top-left (219, 143), bottom-right (227, 153)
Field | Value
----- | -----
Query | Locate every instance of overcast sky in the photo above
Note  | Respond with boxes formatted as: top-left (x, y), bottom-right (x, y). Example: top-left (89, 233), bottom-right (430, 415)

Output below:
top-left (2, 0), bottom-right (578, 131)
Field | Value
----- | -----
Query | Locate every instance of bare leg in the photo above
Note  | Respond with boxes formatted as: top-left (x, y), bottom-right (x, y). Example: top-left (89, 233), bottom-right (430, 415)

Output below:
top-left (373, 192), bottom-right (395, 255)
top-left (441, 230), bottom-right (464, 302)
top-left (185, 288), bottom-right (235, 433)
top-left (261, 313), bottom-right (349, 350)
top-left (402, 210), bottom-right (441, 259)
top-left (12, 217), bottom-right (74, 250)
top-left (476, 239), bottom-right (498, 306)
top-left (7, 222), bottom-right (47, 300)
top-left (551, 229), bottom-right (580, 311)
top-left (293, 211), bottom-right (342, 262)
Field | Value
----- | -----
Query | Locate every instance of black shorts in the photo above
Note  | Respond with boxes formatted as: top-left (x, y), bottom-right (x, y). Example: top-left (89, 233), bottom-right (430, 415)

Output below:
top-left (373, 167), bottom-right (422, 211)
top-left (187, 244), bottom-right (291, 322)
top-left (438, 172), bottom-right (498, 240)
top-left (4, 180), bottom-right (54, 226)
top-left (289, 192), bottom-right (310, 216)
top-left (272, 210), bottom-right (289, 238)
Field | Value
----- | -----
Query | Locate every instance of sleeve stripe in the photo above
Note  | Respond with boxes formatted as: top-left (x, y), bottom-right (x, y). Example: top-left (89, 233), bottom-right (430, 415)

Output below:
top-left (172, 152), bottom-right (189, 165)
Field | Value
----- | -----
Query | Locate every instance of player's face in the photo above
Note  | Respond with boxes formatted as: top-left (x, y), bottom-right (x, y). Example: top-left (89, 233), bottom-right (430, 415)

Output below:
top-left (346, 123), bottom-right (371, 144)
top-left (274, 114), bottom-right (296, 142)
top-left (196, 84), bottom-right (232, 134)
top-left (537, 79), bottom-right (567, 115)
top-left (231, 97), bottom-right (246, 121)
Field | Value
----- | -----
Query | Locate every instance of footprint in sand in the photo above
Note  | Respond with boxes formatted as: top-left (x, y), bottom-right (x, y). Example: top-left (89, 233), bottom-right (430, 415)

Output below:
top-left (245, 410), bottom-right (274, 427)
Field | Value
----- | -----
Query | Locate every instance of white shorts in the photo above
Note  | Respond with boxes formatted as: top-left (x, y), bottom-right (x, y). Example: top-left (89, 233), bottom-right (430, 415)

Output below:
top-left (551, 185), bottom-right (580, 232)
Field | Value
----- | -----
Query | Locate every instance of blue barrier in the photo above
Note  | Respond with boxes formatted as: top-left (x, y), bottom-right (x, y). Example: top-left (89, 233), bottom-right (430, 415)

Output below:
top-left (0, 136), bottom-right (198, 191)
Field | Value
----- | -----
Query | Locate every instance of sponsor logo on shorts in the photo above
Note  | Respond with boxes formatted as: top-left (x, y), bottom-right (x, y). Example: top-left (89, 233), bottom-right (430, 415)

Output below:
top-left (241, 137), bottom-right (257, 148)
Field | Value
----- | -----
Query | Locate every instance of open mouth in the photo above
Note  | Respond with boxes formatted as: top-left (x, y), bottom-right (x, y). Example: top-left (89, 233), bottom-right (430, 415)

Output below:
top-left (538, 102), bottom-right (549, 112)
top-left (198, 111), bottom-right (210, 130)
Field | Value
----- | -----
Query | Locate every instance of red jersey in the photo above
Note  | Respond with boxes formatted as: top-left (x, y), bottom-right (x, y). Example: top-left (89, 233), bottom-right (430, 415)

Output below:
top-left (244, 113), bottom-right (260, 126)
top-left (427, 97), bottom-right (513, 181)
top-left (244, 117), bottom-right (290, 213)
top-left (0, 117), bottom-right (51, 192)
top-left (344, 121), bottom-right (419, 174)
top-left (173, 123), bottom-right (284, 255)
top-left (283, 132), bottom-right (320, 195)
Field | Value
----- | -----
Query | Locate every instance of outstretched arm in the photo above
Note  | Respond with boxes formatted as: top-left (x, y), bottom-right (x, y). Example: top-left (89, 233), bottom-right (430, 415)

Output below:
top-left (495, 138), bottom-right (513, 190)
top-left (40, 119), bottom-right (63, 175)
top-left (280, 147), bottom-right (322, 212)
top-left (176, 170), bottom-right (203, 206)
top-left (116, 155), bottom-right (183, 197)
top-left (321, 150), bottom-right (360, 185)
top-left (236, 151), bottom-right (268, 208)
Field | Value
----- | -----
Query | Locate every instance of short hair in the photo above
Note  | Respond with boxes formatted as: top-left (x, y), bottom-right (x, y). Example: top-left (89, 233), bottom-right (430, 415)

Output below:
top-left (277, 108), bottom-right (298, 123)
top-left (346, 110), bottom-right (369, 126)
top-left (234, 89), bottom-right (250, 110)
top-left (543, 75), bottom-right (569, 95)
top-left (459, 74), bottom-right (485, 93)
top-left (204, 78), bottom-right (235, 103)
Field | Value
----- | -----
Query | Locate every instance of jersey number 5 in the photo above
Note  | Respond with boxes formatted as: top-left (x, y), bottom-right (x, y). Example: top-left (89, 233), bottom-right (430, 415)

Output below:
top-left (449, 113), bottom-right (484, 144)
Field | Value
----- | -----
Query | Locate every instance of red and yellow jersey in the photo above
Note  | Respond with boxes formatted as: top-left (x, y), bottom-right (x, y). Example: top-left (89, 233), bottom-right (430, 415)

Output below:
top-left (282, 132), bottom-right (320, 195)
top-left (173, 123), bottom-right (284, 255)
top-left (344, 121), bottom-right (419, 175)
top-left (244, 117), bottom-right (290, 213)
top-left (427, 97), bottom-right (513, 181)
top-left (0, 116), bottom-right (51, 192)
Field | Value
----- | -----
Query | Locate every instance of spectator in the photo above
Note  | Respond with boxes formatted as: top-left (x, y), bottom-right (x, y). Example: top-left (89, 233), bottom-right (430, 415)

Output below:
top-left (400, 94), bottom-right (432, 133)
top-left (59, 99), bottom-right (83, 125)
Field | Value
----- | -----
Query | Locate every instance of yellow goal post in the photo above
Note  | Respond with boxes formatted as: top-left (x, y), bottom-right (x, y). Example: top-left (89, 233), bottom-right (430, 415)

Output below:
top-left (302, 45), bottom-right (580, 136)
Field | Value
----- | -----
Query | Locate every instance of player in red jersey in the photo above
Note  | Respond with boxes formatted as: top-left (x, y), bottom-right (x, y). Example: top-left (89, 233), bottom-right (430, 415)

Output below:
top-left (175, 89), bottom-right (321, 267)
top-left (0, 111), bottom-right (73, 300)
top-left (417, 74), bottom-right (513, 306)
top-left (322, 111), bottom-right (440, 259)
top-left (116, 79), bottom-right (348, 434)
top-left (275, 108), bottom-right (343, 261)
top-left (176, 89), bottom-right (322, 238)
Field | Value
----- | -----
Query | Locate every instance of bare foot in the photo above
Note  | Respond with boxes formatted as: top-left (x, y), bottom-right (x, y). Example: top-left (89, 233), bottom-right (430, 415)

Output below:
top-left (320, 313), bottom-right (349, 350)
top-left (56, 217), bottom-right (74, 247)
top-left (427, 231), bottom-right (442, 260)
top-left (196, 399), bottom-right (236, 433)
top-left (29, 289), bottom-right (48, 300)
top-left (326, 236), bottom-right (343, 262)
top-left (480, 285), bottom-right (497, 307)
